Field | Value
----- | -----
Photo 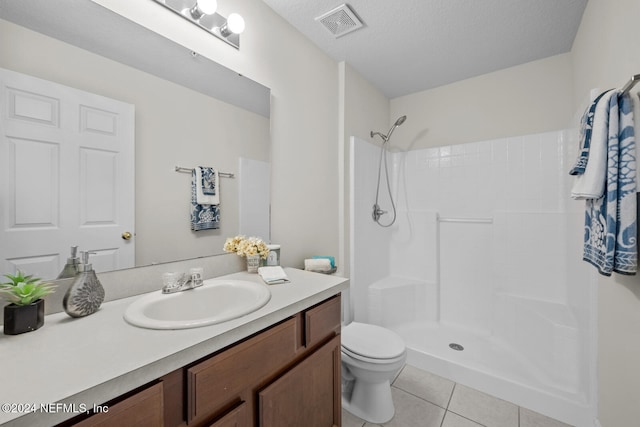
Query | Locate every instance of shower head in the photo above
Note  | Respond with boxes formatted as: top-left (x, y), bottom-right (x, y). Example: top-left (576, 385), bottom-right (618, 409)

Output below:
top-left (394, 115), bottom-right (407, 126)
top-left (370, 115), bottom-right (407, 143)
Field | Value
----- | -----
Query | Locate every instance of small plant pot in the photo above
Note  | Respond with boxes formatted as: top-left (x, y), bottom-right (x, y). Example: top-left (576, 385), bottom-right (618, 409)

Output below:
top-left (3, 299), bottom-right (45, 335)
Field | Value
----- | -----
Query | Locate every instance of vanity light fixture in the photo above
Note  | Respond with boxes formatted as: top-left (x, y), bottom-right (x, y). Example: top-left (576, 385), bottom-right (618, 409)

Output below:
top-left (153, 0), bottom-right (245, 49)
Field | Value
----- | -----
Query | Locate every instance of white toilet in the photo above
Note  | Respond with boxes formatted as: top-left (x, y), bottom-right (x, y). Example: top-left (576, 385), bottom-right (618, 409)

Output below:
top-left (341, 321), bottom-right (407, 423)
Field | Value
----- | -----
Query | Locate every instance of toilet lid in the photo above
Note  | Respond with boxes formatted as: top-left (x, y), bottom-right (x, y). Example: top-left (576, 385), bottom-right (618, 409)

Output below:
top-left (342, 322), bottom-right (405, 360)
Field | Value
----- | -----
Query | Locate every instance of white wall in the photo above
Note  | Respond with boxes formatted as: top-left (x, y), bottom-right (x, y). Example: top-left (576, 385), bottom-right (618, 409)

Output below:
top-left (389, 53), bottom-right (574, 150)
top-left (91, 0), bottom-right (340, 269)
top-left (570, 1), bottom-right (640, 425)
top-left (0, 20), bottom-right (270, 267)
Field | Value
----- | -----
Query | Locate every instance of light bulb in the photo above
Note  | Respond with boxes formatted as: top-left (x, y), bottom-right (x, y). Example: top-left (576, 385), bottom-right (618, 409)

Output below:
top-left (197, 0), bottom-right (217, 15)
top-left (226, 13), bottom-right (245, 34)
top-left (189, 0), bottom-right (216, 19)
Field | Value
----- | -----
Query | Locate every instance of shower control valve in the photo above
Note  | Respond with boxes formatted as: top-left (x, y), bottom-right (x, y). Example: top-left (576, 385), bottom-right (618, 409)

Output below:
top-left (372, 204), bottom-right (387, 221)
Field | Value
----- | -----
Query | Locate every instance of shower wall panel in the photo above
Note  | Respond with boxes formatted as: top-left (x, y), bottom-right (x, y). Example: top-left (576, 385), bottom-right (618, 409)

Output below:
top-left (439, 221), bottom-right (493, 333)
top-left (397, 130), bottom-right (576, 304)
top-left (352, 129), bottom-right (592, 322)
top-left (397, 132), bottom-right (568, 216)
top-left (388, 210), bottom-right (438, 283)
top-left (350, 137), bottom-right (392, 322)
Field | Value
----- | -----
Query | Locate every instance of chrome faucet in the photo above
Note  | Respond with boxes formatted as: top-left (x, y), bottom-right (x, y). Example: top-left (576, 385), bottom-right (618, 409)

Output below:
top-left (161, 272), bottom-right (203, 294)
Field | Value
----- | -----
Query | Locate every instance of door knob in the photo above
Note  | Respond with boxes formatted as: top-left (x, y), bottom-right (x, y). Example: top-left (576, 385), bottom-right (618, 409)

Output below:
top-left (122, 231), bottom-right (132, 240)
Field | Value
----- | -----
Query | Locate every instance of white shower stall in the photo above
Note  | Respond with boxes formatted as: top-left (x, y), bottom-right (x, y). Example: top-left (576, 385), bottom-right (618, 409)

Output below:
top-left (349, 130), bottom-right (596, 427)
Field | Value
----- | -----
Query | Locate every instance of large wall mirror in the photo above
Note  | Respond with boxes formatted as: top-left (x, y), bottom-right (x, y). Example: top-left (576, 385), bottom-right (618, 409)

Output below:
top-left (0, 0), bottom-right (271, 280)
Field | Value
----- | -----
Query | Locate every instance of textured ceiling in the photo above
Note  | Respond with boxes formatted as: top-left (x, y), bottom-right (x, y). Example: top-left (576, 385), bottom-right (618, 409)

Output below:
top-left (262, 0), bottom-right (588, 99)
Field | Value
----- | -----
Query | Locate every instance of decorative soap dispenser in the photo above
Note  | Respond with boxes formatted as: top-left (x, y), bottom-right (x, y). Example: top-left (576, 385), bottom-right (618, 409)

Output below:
top-left (56, 246), bottom-right (80, 279)
top-left (63, 251), bottom-right (105, 318)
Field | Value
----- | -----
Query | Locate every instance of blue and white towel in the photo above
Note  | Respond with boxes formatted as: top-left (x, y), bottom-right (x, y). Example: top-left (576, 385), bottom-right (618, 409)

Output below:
top-left (582, 92), bottom-right (637, 276)
top-left (570, 89), bottom-right (614, 176)
top-left (195, 167), bottom-right (220, 205)
top-left (571, 90), bottom-right (616, 199)
top-left (191, 169), bottom-right (220, 231)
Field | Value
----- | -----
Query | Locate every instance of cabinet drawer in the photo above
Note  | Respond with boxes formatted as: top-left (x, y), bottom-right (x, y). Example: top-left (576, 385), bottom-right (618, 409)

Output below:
top-left (305, 294), bottom-right (341, 348)
top-left (71, 382), bottom-right (163, 427)
top-left (206, 401), bottom-right (247, 427)
top-left (187, 317), bottom-right (298, 424)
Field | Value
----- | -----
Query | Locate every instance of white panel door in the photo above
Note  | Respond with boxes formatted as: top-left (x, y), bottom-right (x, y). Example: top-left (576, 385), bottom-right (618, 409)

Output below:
top-left (0, 68), bottom-right (135, 279)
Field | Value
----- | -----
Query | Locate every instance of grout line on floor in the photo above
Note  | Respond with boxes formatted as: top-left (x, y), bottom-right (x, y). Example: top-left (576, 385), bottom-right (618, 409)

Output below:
top-left (390, 384), bottom-right (450, 412)
top-left (446, 409), bottom-right (490, 427)
top-left (447, 382), bottom-right (456, 409)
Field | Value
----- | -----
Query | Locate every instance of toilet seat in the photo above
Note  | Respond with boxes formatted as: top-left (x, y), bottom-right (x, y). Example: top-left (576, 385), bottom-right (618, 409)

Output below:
top-left (342, 322), bottom-right (405, 361)
top-left (342, 346), bottom-right (406, 365)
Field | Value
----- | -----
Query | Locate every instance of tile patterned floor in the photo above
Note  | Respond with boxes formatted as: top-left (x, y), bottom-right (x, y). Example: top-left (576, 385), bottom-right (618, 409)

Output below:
top-left (342, 364), bottom-right (573, 427)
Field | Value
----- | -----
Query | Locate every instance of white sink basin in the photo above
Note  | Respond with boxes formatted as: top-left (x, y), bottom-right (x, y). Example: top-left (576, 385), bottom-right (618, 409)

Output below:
top-left (124, 279), bottom-right (271, 329)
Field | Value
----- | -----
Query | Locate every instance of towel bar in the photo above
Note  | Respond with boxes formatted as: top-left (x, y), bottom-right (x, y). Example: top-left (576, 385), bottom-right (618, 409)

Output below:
top-left (621, 74), bottom-right (640, 95)
top-left (175, 166), bottom-right (234, 178)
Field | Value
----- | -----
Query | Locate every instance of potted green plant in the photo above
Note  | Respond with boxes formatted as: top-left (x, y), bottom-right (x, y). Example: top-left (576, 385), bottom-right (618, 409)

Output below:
top-left (1, 271), bottom-right (55, 335)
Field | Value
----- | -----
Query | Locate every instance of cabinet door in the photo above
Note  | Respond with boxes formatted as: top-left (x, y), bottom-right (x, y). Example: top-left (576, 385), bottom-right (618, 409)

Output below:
top-left (258, 335), bottom-right (341, 427)
top-left (71, 382), bottom-right (163, 427)
top-left (187, 317), bottom-right (298, 425)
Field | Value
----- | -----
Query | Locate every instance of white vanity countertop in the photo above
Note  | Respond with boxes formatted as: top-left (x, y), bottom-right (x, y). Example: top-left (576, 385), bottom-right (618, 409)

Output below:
top-left (0, 268), bottom-right (348, 427)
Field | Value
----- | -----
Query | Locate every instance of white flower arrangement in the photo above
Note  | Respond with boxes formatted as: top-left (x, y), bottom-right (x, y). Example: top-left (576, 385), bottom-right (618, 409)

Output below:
top-left (224, 235), bottom-right (270, 259)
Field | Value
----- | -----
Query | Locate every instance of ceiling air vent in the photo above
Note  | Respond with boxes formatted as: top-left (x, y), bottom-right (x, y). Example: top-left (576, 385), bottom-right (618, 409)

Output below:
top-left (315, 4), bottom-right (363, 38)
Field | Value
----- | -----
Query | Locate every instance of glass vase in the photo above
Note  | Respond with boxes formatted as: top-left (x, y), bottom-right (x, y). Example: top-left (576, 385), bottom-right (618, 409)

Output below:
top-left (246, 254), bottom-right (260, 273)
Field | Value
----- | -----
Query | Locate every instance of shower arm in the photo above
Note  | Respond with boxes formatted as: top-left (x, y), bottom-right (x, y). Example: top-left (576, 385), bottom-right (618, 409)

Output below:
top-left (370, 115), bottom-right (406, 144)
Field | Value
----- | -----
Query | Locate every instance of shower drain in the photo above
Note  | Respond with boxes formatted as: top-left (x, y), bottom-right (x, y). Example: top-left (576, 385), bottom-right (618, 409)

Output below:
top-left (449, 343), bottom-right (464, 351)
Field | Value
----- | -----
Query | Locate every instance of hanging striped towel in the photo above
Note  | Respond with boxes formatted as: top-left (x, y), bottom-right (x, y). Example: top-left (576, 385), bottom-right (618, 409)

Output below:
top-left (571, 90), bottom-right (617, 199)
top-left (583, 92), bottom-right (637, 276)
top-left (570, 89), bottom-right (614, 176)
top-left (190, 169), bottom-right (220, 231)
top-left (196, 166), bottom-right (220, 205)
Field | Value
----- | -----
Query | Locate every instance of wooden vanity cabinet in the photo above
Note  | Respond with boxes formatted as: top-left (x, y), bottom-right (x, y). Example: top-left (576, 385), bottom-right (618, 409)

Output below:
top-left (184, 294), bottom-right (342, 427)
top-left (60, 294), bottom-right (341, 427)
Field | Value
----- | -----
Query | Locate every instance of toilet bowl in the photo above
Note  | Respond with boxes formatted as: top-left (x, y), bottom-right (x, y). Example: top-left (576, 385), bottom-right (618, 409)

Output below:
top-left (341, 321), bottom-right (406, 424)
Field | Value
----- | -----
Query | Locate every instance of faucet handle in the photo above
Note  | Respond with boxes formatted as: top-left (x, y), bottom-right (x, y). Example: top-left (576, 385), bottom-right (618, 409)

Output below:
top-left (190, 267), bottom-right (204, 287)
